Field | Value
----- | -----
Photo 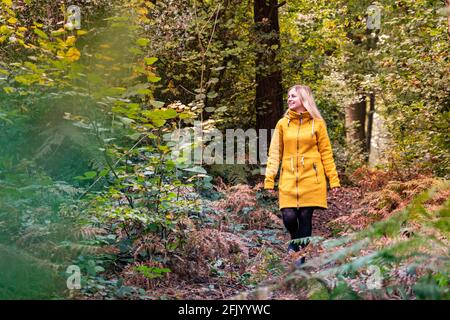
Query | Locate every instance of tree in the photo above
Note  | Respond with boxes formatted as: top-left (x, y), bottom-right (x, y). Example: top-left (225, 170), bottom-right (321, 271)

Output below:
top-left (253, 0), bottom-right (284, 137)
top-left (345, 95), bottom-right (367, 150)
top-left (445, 0), bottom-right (450, 41)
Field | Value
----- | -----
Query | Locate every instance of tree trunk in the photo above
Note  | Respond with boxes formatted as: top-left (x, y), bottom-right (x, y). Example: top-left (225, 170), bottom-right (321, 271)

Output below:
top-left (253, 0), bottom-right (284, 138)
top-left (366, 91), bottom-right (375, 159)
top-left (446, 0), bottom-right (450, 41)
top-left (345, 94), bottom-right (367, 151)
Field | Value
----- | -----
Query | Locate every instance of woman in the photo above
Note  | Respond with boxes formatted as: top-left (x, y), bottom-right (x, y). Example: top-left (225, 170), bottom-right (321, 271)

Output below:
top-left (264, 84), bottom-right (341, 265)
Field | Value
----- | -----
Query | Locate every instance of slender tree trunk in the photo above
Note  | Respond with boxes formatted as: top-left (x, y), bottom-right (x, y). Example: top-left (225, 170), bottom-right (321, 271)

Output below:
top-left (366, 91), bottom-right (375, 158)
top-left (253, 0), bottom-right (284, 138)
top-left (446, 0), bottom-right (450, 41)
top-left (345, 94), bottom-right (367, 151)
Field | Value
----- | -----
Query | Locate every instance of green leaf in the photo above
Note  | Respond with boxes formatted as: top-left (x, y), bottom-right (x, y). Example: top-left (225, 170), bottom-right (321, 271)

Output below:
top-left (148, 75), bottom-right (161, 83)
top-left (136, 88), bottom-right (151, 95)
top-left (118, 116), bottom-right (135, 125)
top-left (124, 83), bottom-right (151, 97)
top-left (159, 109), bottom-right (177, 119)
top-left (33, 28), bottom-right (49, 39)
top-left (14, 74), bottom-right (36, 85)
top-left (94, 266), bottom-right (105, 273)
top-left (215, 106), bottom-right (227, 112)
top-left (126, 132), bottom-right (142, 140)
top-left (207, 91), bottom-right (218, 99)
top-left (208, 77), bottom-right (219, 84)
top-left (84, 171), bottom-right (97, 179)
top-left (182, 166), bottom-right (207, 174)
top-left (74, 171), bottom-right (97, 180)
top-left (144, 57), bottom-right (158, 65)
top-left (150, 100), bottom-right (165, 108)
top-left (144, 109), bottom-right (177, 120)
top-left (107, 87), bottom-right (127, 96)
top-left (151, 118), bottom-right (166, 127)
top-left (178, 112), bottom-right (192, 119)
top-left (136, 38), bottom-right (150, 47)
top-left (98, 169), bottom-right (109, 177)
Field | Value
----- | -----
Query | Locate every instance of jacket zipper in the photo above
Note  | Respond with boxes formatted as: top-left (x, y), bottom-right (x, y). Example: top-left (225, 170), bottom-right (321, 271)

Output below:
top-left (296, 115), bottom-right (302, 209)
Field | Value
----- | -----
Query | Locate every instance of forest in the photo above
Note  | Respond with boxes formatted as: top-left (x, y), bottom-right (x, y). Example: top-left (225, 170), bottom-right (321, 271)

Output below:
top-left (0, 0), bottom-right (449, 300)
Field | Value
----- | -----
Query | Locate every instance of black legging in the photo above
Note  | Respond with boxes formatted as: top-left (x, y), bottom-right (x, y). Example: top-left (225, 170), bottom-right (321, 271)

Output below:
top-left (281, 207), bottom-right (315, 251)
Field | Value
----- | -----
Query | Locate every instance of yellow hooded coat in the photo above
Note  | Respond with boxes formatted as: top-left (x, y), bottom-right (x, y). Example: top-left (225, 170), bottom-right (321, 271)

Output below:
top-left (264, 109), bottom-right (340, 210)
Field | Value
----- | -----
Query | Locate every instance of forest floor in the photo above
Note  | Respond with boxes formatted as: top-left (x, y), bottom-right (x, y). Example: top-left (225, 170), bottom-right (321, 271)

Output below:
top-left (84, 169), bottom-right (448, 300)
top-left (139, 180), bottom-right (366, 300)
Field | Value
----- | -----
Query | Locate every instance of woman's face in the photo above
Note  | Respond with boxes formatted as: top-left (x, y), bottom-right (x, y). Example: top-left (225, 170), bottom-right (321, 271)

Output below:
top-left (287, 88), bottom-right (304, 110)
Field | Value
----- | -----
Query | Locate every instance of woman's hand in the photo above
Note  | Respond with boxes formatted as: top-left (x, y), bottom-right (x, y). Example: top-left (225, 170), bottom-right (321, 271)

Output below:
top-left (265, 189), bottom-right (277, 196)
top-left (329, 187), bottom-right (340, 197)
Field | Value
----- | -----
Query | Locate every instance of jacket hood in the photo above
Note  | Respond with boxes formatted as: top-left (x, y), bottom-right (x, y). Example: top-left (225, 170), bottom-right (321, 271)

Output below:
top-left (284, 108), bottom-right (312, 121)
top-left (285, 109), bottom-right (315, 133)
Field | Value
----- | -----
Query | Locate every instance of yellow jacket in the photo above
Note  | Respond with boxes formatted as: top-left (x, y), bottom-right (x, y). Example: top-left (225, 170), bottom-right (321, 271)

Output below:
top-left (264, 108), bottom-right (340, 209)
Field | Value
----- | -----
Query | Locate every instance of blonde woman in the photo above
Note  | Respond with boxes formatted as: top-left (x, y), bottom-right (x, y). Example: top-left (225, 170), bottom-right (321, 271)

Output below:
top-left (264, 85), bottom-right (341, 265)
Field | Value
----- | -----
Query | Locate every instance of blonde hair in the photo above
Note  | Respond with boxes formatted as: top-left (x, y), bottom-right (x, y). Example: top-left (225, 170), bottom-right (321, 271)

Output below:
top-left (284, 85), bottom-right (323, 120)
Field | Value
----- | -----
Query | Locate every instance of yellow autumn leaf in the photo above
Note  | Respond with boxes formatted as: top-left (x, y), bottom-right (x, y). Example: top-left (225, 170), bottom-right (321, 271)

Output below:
top-left (0, 25), bottom-right (10, 35)
top-left (2, 0), bottom-right (12, 7)
top-left (65, 36), bottom-right (76, 46)
top-left (51, 28), bottom-right (66, 36)
top-left (7, 17), bottom-right (17, 25)
top-left (66, 47), bottom-right (81, 62)
top-left (17, 39), bottom-right (31, 48)
top-left (138, 7), bottom-right (148, 15)
top-left (56, 50), bottom-right (65, 59)
top-left (4, 87), bottom-right (15, 94)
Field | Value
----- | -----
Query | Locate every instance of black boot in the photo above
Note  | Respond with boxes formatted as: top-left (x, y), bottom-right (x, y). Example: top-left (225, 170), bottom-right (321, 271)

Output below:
top-left (287, 240), bottom-right (300, 253)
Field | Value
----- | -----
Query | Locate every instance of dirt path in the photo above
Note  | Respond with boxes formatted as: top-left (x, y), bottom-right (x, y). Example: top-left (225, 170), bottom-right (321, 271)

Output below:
top-left (259, 186), bottom-right (363, 300)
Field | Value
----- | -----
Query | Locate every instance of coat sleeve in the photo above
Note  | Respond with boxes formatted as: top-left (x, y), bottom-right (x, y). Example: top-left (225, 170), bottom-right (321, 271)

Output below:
top-left (317, 120), bottom-right (341, 188)
top-left (264, 120), bottom-right (283, 189)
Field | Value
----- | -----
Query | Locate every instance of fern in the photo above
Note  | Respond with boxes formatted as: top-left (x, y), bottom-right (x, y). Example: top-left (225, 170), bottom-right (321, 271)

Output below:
top-left (282, 179), bottom-right (450, 299)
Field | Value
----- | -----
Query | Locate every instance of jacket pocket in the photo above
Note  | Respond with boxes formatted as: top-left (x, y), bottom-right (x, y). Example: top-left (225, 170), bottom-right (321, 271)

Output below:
top-left (312, 162), bottom-right (319, 184)
top-left (280, 167), bottom-right (283, 186)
